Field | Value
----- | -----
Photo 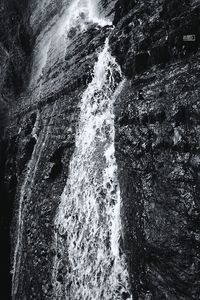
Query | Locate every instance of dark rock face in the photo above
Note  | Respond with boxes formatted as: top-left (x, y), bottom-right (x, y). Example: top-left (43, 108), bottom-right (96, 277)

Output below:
top-left (1, 0), bottom-right (200, 299)
top-left (0, 1), bottom-right (33, 299)
top-left (0, 0), bottom-right (33, 96)
top-left (115, 56), bottom-right (200, 299)
top-left (0, 139), bottom-right (12, 299)
top-left (10, 96), bottom-right (79, 299)
top-left (112, 0), bottom-right (200, 299)
top-left (111, 0), bottom-right (200, 77)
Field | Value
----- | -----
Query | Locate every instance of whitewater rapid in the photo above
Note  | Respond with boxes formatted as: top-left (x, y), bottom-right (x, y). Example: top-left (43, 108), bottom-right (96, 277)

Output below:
top-left (52, 37), bottom-right (131, 299)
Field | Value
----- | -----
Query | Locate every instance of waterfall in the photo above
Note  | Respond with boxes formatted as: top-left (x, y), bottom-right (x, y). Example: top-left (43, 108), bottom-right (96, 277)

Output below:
top-left (12, 0), bottom-right (132, 298)
top-left (30, 0), bottom-right (111, 88)
top-left (52, 39), bottom-right (131, 299)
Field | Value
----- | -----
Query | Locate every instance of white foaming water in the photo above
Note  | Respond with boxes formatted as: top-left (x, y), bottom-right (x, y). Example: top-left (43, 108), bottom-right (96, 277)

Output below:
top-left (30, 0), bottom-right (111, 87)
top-left (57, 0), bottom-right (111, 37)
top-left (52, 40), bottom-right (132, 300)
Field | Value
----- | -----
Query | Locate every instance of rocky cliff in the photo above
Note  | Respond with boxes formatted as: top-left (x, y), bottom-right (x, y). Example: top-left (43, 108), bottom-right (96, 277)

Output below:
top-left (1, 0), bottom-right (200, 299)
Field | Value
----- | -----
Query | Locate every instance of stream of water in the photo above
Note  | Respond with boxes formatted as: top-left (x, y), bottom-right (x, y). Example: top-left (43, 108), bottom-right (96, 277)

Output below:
top-left (52, 39), bottom-right (131, 299)
top-left (51, 2), bottom-right (132, 291)
top-left (30, 0), bottom-right (111, 88)
top-left (12, 0), bottom-right (132, 299)
top-left (49, 1), bottom-right (132, 299)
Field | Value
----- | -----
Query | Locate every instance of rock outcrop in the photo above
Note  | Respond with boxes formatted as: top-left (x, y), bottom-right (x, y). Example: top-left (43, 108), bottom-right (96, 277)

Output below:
top-left (111, 0), bottom-right (200, 299)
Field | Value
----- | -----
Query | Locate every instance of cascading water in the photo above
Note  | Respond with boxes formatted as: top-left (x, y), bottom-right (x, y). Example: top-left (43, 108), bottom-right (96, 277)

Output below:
top-left (30, 0), bottom-right (111, 88)
top-left (52, 37), bottom-right (132, 299)
top-left (12, 0), bottom-right (132, 299)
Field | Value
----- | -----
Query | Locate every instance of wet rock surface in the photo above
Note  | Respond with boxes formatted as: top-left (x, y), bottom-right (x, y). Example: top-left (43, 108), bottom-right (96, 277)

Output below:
top-left (10, 95), bottom-right (79, 299)
top-left (115, 54), bottom-right (200, 299)
top-left (0, 0), bottom-right (199, 299)
top-left (112, 1), bottom-right (200, 299)
top-left (111, 0), bottom-right (200, 77)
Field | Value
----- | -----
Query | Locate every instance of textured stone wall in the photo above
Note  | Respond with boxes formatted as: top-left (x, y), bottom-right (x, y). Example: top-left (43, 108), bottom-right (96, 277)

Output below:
top-left (0, 1), bottom-right (32, 298)
top-left (113, 0), bottom-right (200, 299)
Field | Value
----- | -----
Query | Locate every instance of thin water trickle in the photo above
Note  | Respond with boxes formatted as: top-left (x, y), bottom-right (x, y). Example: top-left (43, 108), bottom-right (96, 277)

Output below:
top-left (12, 103), bottom-right (57, 299)
top-left (52, 39), bottom-right (131, 299)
